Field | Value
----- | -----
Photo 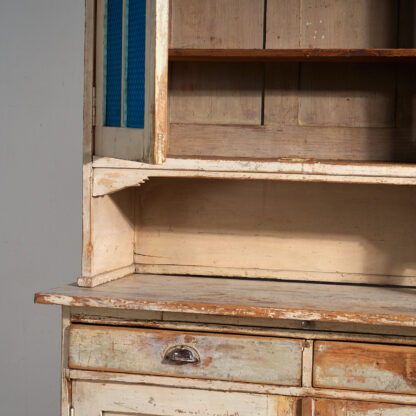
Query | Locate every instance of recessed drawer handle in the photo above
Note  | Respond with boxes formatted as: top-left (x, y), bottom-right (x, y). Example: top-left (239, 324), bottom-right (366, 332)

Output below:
top-left (163, 345), bottom-right (201, 365)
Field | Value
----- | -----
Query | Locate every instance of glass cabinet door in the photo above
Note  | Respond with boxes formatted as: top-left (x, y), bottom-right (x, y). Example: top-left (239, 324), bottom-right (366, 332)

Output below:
top-left (95, 0), bottom-right (168, 164)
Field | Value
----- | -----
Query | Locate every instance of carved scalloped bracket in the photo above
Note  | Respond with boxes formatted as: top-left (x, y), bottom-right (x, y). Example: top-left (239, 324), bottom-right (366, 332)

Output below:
top-left (93, 169), bottom-right (152, 196)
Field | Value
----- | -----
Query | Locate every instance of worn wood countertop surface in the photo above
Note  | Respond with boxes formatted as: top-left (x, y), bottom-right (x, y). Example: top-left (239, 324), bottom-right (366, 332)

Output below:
top-left (35, 274), bottom-right (416, 327)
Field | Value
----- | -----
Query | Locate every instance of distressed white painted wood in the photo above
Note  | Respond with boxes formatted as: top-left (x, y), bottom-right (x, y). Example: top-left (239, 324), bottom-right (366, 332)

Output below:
top-left (72, 380), bottom-right (296, 416)
top-left (69, 325), bottom-right (303, 386)
top-left (92, 158), bottom-right (416, 196)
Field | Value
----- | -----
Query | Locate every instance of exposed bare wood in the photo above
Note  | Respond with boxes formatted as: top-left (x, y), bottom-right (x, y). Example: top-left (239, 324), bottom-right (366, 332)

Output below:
top-left (313, 398), bottom-right (416, 415)
top-left (169, 62), bottom-right (263, 125)
top-left (266, 0), bottom-right (398, 49)
top-left (167, 123), bottom-right (416, 162)
top-left (169, 0), bottom-right (264, 49)
top-left (169, 49), bottom-right (416, 63)
top-left (314, 341), bottom-right (416, 394)
top-left (35, 274), bottom-right (416, 327)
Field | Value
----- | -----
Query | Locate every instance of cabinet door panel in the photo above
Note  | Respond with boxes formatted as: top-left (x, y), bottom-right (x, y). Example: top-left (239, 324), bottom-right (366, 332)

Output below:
top-left (95, 0), bottom-right (168, 164)
top-left (72, 381), bottom-right (300, 416)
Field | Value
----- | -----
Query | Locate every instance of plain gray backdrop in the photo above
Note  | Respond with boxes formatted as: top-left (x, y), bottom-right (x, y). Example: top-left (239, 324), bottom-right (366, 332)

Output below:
top-left (0, 0), bottom-right (84, 414)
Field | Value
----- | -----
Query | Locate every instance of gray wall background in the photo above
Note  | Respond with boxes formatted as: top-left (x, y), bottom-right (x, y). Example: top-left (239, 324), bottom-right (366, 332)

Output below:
top-left (0, 1), bottom-right (84, 414)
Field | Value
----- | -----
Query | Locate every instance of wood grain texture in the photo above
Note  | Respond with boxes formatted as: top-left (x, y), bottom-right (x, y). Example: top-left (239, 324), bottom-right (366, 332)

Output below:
top-left (314, 341), bottom-right (416, 394)
top-left (35, 274), bottom-right (416, 327)
top-left (135, 179), bottom-right (416, 285)
top-left (169, 62), bottom-right (263, 125)
top-left (298, 63), bottom-right (396, 128)
top-left (92, 157), bottom-right (416, 189)
top-left (86, 188), bottom-right (135, 278)
top-left (313, 398), bottom-right (416, 415)
top-left (169, 0), bottom-right (264, 49)
top-left (69, 325), bottom-right (303, 386)
top-left (72, 380), bottom-right (290, 416)
top-left (169, 49), bottom-right (416, 62)
top-left (167, 123), bottom-right (416, 162)
top-left (266, 0), bottom-right (398, 49)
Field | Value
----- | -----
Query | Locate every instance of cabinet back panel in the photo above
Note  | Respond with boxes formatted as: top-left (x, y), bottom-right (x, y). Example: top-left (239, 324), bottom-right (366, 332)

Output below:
top-left (170, 0), bottom-right (415, 50)
top-left (168, 63), bottom-right (416, 163)
top-left (134, 179), bottom-right (416, 286)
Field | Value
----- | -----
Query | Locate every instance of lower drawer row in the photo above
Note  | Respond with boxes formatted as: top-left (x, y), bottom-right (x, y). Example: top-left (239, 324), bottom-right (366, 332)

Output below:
top-left (69, 324), bottom-right (416, 395)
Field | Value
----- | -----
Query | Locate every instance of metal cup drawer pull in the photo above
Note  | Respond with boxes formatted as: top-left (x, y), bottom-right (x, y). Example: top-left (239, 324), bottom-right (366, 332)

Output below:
top-left (163, 345), bottom-right (201, 365)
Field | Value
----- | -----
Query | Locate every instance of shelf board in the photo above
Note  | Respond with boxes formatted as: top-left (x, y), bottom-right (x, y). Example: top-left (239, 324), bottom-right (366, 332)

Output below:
top-left (169, 48), bottom-right (416, 62)
top-left (35, 274), bottom-right (416, 328)
top-left (91, 157), bottom-right (416, 196)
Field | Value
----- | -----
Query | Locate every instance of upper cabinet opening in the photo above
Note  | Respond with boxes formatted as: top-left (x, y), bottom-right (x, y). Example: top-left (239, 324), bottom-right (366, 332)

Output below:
top-left (93, 0), bottom-right (416, 168)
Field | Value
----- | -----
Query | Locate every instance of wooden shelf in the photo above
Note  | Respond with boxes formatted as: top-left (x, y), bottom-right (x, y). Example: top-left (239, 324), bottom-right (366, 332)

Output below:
top-left (169, 49), bottom-right (416, 63)
top-left (35, 274), bottom-right (416, 327)
top-left (91, 157), bottom-right (416, 196)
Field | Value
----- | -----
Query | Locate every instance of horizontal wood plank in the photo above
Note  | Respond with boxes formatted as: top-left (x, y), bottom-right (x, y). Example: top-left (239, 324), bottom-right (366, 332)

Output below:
top-left (168, 123), bottom-right (416, 163)
top-left (35, 274), bottom-right (416, 327)
top-left (169, 49), bottom-right (416, 62)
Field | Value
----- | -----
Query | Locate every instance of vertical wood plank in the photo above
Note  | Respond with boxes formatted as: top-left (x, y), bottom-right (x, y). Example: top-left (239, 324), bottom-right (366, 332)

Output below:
top-left (266, 0), bottom-right (301, 48)
top-left (61, 307), bottom-right (71, 416)
top-left (170, 0), bottom-right (264, 49)
top-left (299, 63), bottom-right (396, 128)
top-left (300, 0), bottom-right (398, 48)
top-left (82, 0), bottom-right (96, 278)
top-left (170, 62), bottom-right (263, 125)
top-left (264, 63), bottom-right (299, 126)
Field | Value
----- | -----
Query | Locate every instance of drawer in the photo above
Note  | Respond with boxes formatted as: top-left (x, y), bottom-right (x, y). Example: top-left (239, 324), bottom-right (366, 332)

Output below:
top-left (69, 324), bottom-right (303, 386)
top-left (314, 341), bottom-right (416, 394)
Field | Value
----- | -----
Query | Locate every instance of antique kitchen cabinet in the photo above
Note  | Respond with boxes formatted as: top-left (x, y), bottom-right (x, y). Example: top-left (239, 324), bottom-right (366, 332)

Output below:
top-left (35, 0), bottom-right (416, 415)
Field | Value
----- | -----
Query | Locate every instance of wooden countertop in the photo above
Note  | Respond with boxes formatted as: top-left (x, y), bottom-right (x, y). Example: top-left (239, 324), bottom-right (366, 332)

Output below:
top-left (35, 274), bottom-right (416, 327)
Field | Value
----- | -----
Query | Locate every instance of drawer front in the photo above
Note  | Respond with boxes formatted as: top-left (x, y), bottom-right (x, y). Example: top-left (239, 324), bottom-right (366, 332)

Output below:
top-left (314, 341), bottom-right (416, 394)
top-left (69, 325), bottom-right (303, 386)
top-left (313, 399), bottom-right (416, 415)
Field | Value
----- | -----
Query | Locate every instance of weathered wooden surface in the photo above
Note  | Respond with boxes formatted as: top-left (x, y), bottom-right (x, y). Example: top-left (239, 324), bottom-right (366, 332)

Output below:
top-left (92, 157), bottom-right (416, 191)
top-left (72, 380), bottom-right (294, 416)
top-left (70, 368), bottom-right (416, 406)
top-left (134, 179), bottom-right (416, 286)
top-left (35, 274), bottom-right (416, 327)
top-left (169, 0), bottom-right (264, 49)
top-left (170, 62), bottom-right (263, 125)
top-left (94, 0), bottom-right (169, 164)
top-left (168, 122), bottom-right (416, 162)
top-left (169, 49), bottom-right (416, 63)
top-left (69, 325), bottom-right (303, 386)
top-left (266, 0), bottom-right (398, 49)
top-left (313, 398), bottom-right (416, 415)
top-left (314, 341), bottom-right (416, 394)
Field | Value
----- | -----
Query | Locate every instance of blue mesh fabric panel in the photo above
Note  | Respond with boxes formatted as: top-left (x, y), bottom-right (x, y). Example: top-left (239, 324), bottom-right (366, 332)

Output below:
top-left (126, 0), bottom-right (146, 128)
top-left (105, 0), bottom-right (123, 127)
